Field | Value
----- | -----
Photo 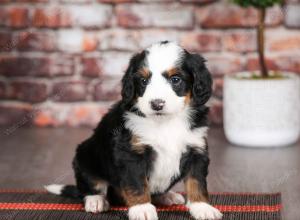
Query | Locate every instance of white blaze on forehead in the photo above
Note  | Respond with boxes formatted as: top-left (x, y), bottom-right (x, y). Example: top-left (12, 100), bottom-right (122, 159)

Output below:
top-left (135, 42), bottom-right (186, 116)
top-left (146, 42), bottom-right (184, 74)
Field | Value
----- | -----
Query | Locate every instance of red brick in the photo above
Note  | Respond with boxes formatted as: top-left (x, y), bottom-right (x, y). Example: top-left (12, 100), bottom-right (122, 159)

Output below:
top-left (223, 31), bottom-right (256, 52)
top-left (16, 0), bottom-right (48, 2)
top-left (0, 57), bottom-right (52, 77)
top-left (60, 0), bottom-right (92, 2)
top-left (246, 57), bottom-right (279, 72)
top-left (267, 31), bottom-right (300, 52)
top-left (206, 56), bottom-right (243, 76)
top-left (57, 30), bottom-right (98, 53)
top-left (0, 104), bottom-right (32, 128)
top-left (0, 32), bottom-right (13, 52)
top-left (16, 32), bottom-right (56, 52)
top-left (33, 6), bottom-right (112, 29)
top-left (33, 7), bottom-right (72, 28)
top-left (247, 56), bottom-right (300, 74)
top-left (212, 77), bottom-right (223, 99)
top-left (139, 0), bottom-right (175, 1)
top-left (116, 4), bottom-right (193, 29)
top-left (208, 99), bottom-right (223, 125)
top-left (273, 56), bottom-right (300, 74)
top-left (180, 0), bottom-right (215, 2)
top-left (33, 103), bottom-right (108, 127)
top-left (8, 7), bottom-right (29, 28)
top-left (197, 5), bottom-right (282, 28)
top-left (93, 78), bottom-right (121, 101)
top-left (52, 81), bottom-right (88, 102)
top-left (0, 56), bottom-right (74, 77)
top-left (67, 5), bottom-right (112, 28)
top-left (265, 6), bottom-right (283, 26)
top-left (101, 52), bottom-right (132, 77)
top-left (138, 29), bottom-right (180, 49)
top-left (33, 109), bottom-right (57, 127)
top-left (0, 1), bottom-right (296, 128)
top-left (98, 29), bottom-right (139, 51)
top-left (98, 0), bottom-right (134, 3)
top-left (51, 55), bottom-right (75, 76)
top-left (180, 32), bottom-right (222, 52)
top-left (0, 8), bottom-right (7, 26)
top-left (82, 35), bottom-right (98, 51)
top-left (100, 29), bottom-right (179, 51)
top-left (7, 81), bottom-right (48, 103)
top-left (0, 81), bottom-right (5, 99)
top-left (197, 5), bottom-right (257, 28)
top-left (81, 57), bottom-right (103, 77)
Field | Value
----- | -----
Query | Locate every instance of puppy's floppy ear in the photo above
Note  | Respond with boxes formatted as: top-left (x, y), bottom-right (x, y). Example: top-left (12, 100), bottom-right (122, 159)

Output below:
top-left (121, 51), bottom-right (146, 105)
top-left (183, 52), bottom-right (212, 106)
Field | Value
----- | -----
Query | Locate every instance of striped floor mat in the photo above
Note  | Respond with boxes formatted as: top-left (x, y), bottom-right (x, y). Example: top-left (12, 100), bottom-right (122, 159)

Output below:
top-left (0, 190), bottom-right (281, 220)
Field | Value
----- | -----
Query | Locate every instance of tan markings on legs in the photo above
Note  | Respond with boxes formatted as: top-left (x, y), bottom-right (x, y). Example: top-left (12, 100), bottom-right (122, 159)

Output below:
top-left (121, 180), bottom-right (151, 207)
top-left (185, 177), bottom-right (208, 203)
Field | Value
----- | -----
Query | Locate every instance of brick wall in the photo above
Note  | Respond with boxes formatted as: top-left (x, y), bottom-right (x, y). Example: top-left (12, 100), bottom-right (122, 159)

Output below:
top-left (0, 0), bottom-right (299, 130)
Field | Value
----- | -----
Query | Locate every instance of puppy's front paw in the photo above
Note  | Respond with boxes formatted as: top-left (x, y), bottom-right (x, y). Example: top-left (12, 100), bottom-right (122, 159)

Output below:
top-left (128, 203), bottom-right (158, 220)
top-left (153, 191), bottom-right (185, 206)
top-left (188, 202), bottom-right (222, 220)
top-left (84, 195), bottom-right (110, 213)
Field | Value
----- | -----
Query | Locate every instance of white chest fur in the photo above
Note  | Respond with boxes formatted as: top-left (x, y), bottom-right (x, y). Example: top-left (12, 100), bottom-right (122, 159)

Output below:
top-left (124, 110), bottom-right (208, 194)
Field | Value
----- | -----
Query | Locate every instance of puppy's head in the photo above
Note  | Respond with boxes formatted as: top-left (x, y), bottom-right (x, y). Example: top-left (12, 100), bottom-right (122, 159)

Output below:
top-left (121, 41), bottom-right (212, 117)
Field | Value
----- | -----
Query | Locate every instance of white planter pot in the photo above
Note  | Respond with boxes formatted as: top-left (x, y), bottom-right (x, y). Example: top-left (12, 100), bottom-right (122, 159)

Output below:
top-left (224, 72), bottom-right (300, 147)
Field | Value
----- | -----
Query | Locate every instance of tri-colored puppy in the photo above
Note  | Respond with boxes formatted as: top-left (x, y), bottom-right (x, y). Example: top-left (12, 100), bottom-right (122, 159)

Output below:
top-left (46, 41), bottom-right (222, 220)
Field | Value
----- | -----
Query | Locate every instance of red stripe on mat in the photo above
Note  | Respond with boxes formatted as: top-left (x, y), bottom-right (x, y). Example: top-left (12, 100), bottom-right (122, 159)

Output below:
top-left (0, 203), bottom-right (282, 213)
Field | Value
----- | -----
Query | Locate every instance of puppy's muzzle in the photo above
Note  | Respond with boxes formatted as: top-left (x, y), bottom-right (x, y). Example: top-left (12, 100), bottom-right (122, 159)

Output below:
top-left (150, 99), bottom-right (165, 111)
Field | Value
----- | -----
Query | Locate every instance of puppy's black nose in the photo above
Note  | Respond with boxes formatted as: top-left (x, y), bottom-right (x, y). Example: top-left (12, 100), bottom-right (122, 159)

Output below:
top-left (150, 99), bottom-right (165, 111)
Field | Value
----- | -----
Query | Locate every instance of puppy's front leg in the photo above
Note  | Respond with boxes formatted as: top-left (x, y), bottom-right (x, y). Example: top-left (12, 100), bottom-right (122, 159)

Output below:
top-left (185, 153), bottom-right (222, 220)
top-left (121, 179), bottom-right (158, 220)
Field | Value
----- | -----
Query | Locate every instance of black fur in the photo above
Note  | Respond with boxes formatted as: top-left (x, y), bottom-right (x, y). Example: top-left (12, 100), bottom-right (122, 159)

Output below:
top-left (182, 52), bottom-right (213, 106)
top-left (121, 51), bottom-right (147, 107)
top-left (52, 42), bottom-right (213, 208)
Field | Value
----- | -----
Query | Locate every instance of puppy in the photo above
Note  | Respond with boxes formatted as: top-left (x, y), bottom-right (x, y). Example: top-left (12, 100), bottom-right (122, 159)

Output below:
top-left (45, 41), bottom-right (222, 220)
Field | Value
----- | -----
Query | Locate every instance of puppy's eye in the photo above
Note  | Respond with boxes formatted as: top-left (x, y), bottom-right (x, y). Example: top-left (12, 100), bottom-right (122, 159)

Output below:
top-left (170, 76), bottom-right (182, 85)
top-left (140, 78), bottom-right (148, 86)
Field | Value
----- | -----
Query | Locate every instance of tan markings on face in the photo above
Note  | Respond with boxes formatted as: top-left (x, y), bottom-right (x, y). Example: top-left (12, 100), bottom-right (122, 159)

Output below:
top-left (121, 179), bottom-right (151, 206)
top-left (184, 90), bottom-right (192, 106)
top-left (131, 135), bottom-right (146, 154)
top-left (185, 176), bottom-right (209, 203)
top-left (138, 67), bottom-right (150, 78)
top-left (166, 67), bottom-right (179, 77)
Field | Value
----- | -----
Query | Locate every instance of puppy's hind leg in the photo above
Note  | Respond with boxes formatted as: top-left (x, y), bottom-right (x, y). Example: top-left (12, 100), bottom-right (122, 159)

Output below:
top-left (74, 168), bottom-right (110, 214)
top-left (152, 191), bottom-right (185, 206)
top-left (185, 154), bottom-right (222, 220)
top-left (83, 181), bottom-right (110, 213)
top-left (83, 179), bottom-right (110, 213)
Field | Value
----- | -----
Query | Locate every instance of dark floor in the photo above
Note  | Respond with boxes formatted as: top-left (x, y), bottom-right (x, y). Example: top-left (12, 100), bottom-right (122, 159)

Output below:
top-left (0, 127), bottom-right (299, 220)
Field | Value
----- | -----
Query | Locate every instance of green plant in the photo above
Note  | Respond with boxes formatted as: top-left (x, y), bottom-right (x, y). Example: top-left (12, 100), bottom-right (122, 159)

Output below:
top-left (232, 0), bottom-right (282, 78)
